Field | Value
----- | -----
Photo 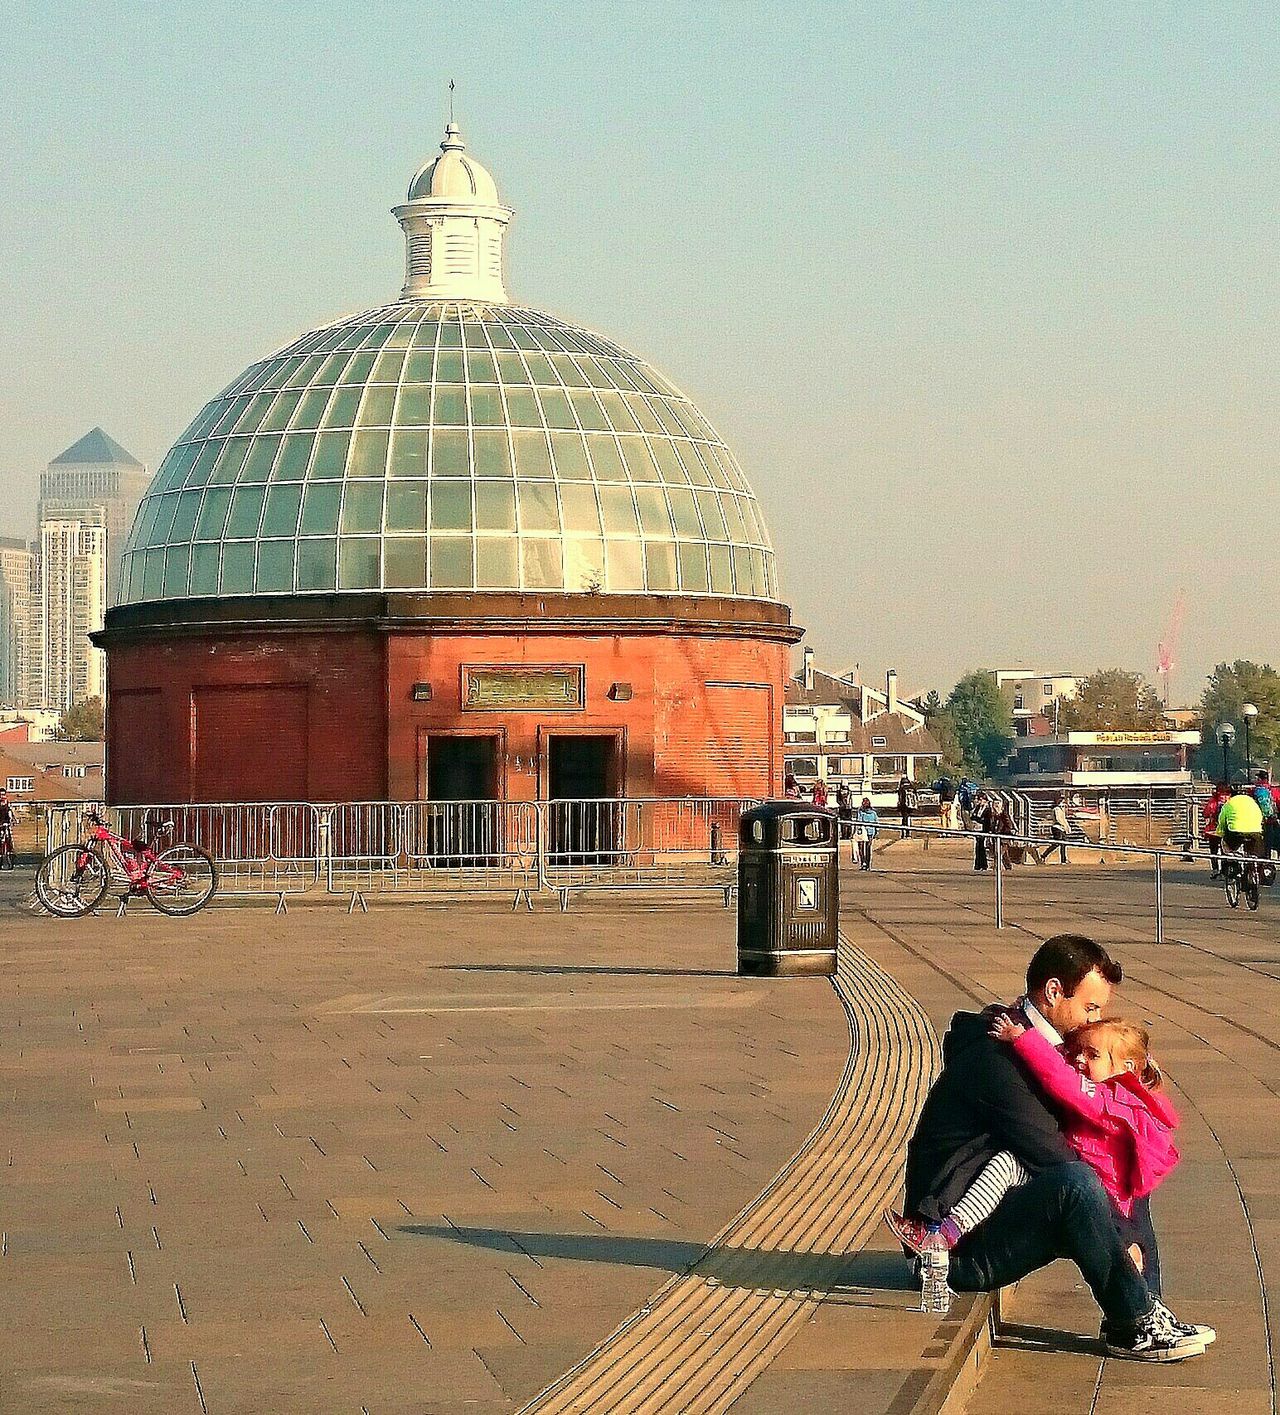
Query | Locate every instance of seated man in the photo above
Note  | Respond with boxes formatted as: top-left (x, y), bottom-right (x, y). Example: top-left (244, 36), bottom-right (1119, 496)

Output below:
top-left (901, 933), bottom-right (1210, 1361)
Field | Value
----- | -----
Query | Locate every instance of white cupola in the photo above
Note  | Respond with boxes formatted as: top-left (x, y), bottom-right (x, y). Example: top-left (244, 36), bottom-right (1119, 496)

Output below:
top-left (393, 123), bottom-right (512, 303)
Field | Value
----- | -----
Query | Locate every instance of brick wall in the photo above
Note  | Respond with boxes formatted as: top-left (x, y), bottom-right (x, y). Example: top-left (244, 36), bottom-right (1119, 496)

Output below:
top-left (105, 624), bottom-right (786, 804)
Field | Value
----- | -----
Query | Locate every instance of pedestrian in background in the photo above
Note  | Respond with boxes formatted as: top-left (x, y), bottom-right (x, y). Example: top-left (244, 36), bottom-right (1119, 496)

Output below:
top-left (1037, 794), bottom-right (1072, 865)
top-left (958, 777), bottom-right (979, 831)
top-left (813, 779), bottom-right (829, 809)
top-left (1202, 783), bottom-right (1229, 877)
top-left (934, 775), bottom-right (958, 832)
top-left (898, 775), bottom-right (917, 838)
top-left (854, 796), bottom-right (879, 870)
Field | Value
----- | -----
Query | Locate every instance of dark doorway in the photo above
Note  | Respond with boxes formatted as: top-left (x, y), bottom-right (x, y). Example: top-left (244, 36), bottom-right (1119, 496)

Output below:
top-left (547, 735), bottom-right (621, 862)
top-left (549, 735), bottom-right (616, 800)
top-left (422, 736), bottom-right (501, 864)
top-left (427, 736), bottom-right (498, 801)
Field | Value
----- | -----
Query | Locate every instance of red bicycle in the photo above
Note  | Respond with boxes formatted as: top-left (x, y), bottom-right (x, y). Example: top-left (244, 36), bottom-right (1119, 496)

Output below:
top-left (36, 810), bottom-right (218, 918)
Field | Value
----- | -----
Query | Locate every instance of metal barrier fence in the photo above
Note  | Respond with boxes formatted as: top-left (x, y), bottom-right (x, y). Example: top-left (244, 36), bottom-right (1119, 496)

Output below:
top-left (42, 798), bottom-right (755, 910)
top-left (1016, 786), bottom-right (1204, 848)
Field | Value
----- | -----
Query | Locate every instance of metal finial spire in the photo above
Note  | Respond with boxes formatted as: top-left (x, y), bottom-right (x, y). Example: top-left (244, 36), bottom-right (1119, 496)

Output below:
top-left (448, 79), bottom-right (455, 125)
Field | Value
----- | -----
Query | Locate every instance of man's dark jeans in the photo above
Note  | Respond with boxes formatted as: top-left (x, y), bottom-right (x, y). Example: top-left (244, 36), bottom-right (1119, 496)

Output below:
top-left (948, 1162), bottom-right (1152, 1327)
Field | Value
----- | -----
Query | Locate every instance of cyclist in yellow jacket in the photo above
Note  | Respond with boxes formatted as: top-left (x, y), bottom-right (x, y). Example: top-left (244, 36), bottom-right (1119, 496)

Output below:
top-left (1218, 782), bottom-right (1265, 856)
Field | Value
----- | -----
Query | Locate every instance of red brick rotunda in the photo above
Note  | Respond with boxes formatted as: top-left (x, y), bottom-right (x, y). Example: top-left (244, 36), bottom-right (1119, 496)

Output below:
top-left (98, 122), bottom-right (801, 806)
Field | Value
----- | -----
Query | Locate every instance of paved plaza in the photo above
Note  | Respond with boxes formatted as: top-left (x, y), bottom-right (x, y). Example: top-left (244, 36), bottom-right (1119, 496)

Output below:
top-left (0, 849), bottom-right (1276, 1413)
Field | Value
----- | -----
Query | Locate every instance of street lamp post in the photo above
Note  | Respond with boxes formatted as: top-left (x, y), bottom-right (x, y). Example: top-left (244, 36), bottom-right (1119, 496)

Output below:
top-left (1242, 703), bottom-right (1258, 775)
top-left (1217, 722), bottom-right (1236, 783)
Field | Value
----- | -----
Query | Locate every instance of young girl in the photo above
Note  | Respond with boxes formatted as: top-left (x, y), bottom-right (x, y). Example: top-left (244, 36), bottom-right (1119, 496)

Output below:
top-left (888, 1014), bottom-right (1182, 1294)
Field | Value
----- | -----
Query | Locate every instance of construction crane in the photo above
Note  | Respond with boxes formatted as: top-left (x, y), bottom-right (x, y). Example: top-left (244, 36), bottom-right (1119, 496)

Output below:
top-left (1157, 590), bottom-right (1186, 705)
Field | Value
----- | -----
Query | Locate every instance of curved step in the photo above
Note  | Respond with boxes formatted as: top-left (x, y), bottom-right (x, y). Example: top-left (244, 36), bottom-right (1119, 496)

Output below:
top-left (520, 930), bottom-right (941, 1414)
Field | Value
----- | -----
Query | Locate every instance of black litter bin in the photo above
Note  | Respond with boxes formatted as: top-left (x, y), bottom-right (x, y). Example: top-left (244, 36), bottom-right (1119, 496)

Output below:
top-left (737, 802), bottom-right (839, 976)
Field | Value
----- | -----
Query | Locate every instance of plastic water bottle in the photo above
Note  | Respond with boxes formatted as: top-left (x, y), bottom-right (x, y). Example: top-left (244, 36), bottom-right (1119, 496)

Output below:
top-left (919, 1245), bottom-right (952, 1314)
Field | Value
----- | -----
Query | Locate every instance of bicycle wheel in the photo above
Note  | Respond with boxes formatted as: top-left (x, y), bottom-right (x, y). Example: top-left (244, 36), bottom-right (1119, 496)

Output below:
top-left (1224, 874), bottom-right (1241, 908)
top-left (35, 844), bottom-right (109, 918)
top-left (1245, 876), bottom-right (1260, 911)
top-left (145, 844), bottom-right (218, 916)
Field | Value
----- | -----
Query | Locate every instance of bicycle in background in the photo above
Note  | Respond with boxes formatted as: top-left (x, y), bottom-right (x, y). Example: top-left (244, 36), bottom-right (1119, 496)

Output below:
top-left (35, 810), bottom-right (218, 918)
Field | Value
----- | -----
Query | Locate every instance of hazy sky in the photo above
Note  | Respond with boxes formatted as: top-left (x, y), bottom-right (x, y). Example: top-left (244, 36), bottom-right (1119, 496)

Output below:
top-left (1, 1), bottom-right (1276, 703)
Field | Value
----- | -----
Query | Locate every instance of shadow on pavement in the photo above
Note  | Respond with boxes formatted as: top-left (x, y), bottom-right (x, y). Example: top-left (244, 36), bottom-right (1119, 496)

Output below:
top-left (399, 1224), bottom-right (917, 1293)
top-left (435, 963), bottom-right (737, 978)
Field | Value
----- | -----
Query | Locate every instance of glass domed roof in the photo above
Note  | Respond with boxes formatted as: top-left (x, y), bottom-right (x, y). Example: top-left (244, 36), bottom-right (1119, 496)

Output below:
top-left (119, 300), bottom-right (778, 605)
top-left (118, 123), bottom-right (779, 608)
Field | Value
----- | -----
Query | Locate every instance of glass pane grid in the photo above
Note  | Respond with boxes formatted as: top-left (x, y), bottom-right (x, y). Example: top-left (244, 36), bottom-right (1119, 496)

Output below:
top-left (122, 300), bottom-right (777, 603)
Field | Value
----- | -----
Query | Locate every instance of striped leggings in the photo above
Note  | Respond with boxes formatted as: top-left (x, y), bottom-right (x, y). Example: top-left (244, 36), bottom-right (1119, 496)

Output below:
top-left (951, 1151), bottom-right (1032, 1235)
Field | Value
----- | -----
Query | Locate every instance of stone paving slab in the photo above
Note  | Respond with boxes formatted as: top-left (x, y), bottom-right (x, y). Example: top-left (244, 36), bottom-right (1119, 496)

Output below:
top-left (0, 888), bottom-right (849, 1413)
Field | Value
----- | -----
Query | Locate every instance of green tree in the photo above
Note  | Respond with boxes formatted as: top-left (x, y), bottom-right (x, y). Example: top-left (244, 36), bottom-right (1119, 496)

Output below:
top-left (920, 690), bottom-right (965, 777)
top-left (1199, 661), bottom-right (1280, 773)
top-left (58, 696), bottom-right (104, 741)
top-left (1059, 669), bottom-right (1165, 731)
top-left (945, 671), bottom-right (1013, 778)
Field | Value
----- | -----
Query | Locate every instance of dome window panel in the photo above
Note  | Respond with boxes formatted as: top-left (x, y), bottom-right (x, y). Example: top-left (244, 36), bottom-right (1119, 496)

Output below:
top-left (569, 391), bottom-right (610, 432)
top-left (256, 540), bottom-right (296, 593)
top-left (274, 433), bottom-right (315, 481)
top-left (476, 537), bottom-right (519, 588)
top-left (432, 386), bottom-right (467, 426)
top-left (357, 386), bottom-right (396, 427)
top-left (388, 429), bottom-right (428, 477)
top-left (666, 486), bottom-right (703, 539)
top-left (462, 322), bottom-right (489, 350)
top-left (586, 436), bottom-right (627, 482)
top-left (310, 430), bottom-right (351, 479)
top-left (548, 431), bottom-right (589, 479)
top-left (134, 498), bottom-right (165, 547)
top-left (209, 400), bottom-right (245, 438)
top-left (184, 439), bottom-right (223, 488)
top-left (341, 481), bottom-right (385, 535)
top-left (300, 482), bottom-right (342, 536)
top-left (598, 391), bottom-right (641, 434)
top-left (386, 480), bottom-right (427, 532)
top-left (190, 544), bottom-right (220, 596)
top-left (649, 400), bottom-right (686, 438)
top-left (605, 539), bottom-right (645, 591)
top-left (650, 440), bottom-right (689, 486)
top-left (403, 350), bottom-right (435, 383)
top-left (508, 325), bottom-right (541, 352)
top-left (194, 487), bottom-right (233, 541)
top-left (260, 390), bottom-right (304, 433)
top-left (469, 387), bottom-right (505, 427)
top-left (472, 429), bottom-right (511, 477)
top-left (262, 484), bottom-right (303, 538)
top-left (233, 392), bottom-right (276, 436)
top-left (550, 354), bottom-right (590, 389)
top-left (560, 483), bottom-right (602, 536)
top-left (577, 357), bottom-right (614, 391)
top-left (141, 548), bottom-right (165, 600)
top-left (348, 430), bottom-right (390, 478)
top-left (163, 546), bottom-right (191, 598)
top-left (384, 535), bottom-right (429, 588)
top-left (732, 546), bottom-right (753, 596)
top-left (397, 385), bottom-right (433, 427)
top-left (644, 542), bottom-right (677, 592)
top-left (625, 395), bottom-right (662, 434)
top-left (168, 492), bottom-right (203, 544)
top-left (516, 480), bottom-right (560, 534)
top-left (152, 494), bottom-right (182, 545)
top-left (315, 352), bottom-right (353, 385)
top-left (410, 320), bottom-right (439, 349)
top-left (220, 542), bottom-right (256, 594)
top-left (620, 437), bottom-right (660, 484)
top-left (226, 486), bottom-right (267, 539)
top-left (598, 485), bottom-right (640, 536)
top-left (287, 354), bottom-right (327, 388)
top-left (708, 544), bottom-right (734, 595)
top-left (339, 537), bottom-right (382, 590)
top-left (520, 536), bottom-right (562, 589)
top-left (435, 350), bottom-right (466, 383)
top-left (694, 490), bottom-right (727, 540)
top-left (677, 543), bottom-right (710, 594)
top-left (487, 323), bottom-right (517, 351)
top-left (466, 349), bottom-right (498, 383)
top-left (676, 442), bottom-right (713, 487)
top-left (210, 438), bottom-right (251, 485)
top-left (341, 352), bottom-right (377, 385)
top-left (512, 429), bottom-right (553, 476)
top-left (322, 387), bottom-right (361, 428)
top-left (720, 494), bottom-right (747, 542)
top-left (429, 479), bottom-right (473, 532)
top-left (601, 359), bottom-right (641, 393)
top-left (430, 536), bottom-right (473, 589)
top-left (370, 350), bottom-right (406, 384)
top-left (523, 352), bottom-right (557, 386)
top-left (564, 537), bottom-right (604, 591)
top-left (363, 324), bottom-right (398, 351)
top-left (297, 539), bottom-right (338, 591)
top-left (437, 320), bottom-right (463, 350)
top-left (503, 389), bottom-right (542, 428)
top-left (431, 429), bottom-right (469, 476)
top-left (494, 351), bottom-right (528, 383)
top-left (634, 486), bottom-right (675, 538)
top-left (475, 481), bottom-right (516, 531)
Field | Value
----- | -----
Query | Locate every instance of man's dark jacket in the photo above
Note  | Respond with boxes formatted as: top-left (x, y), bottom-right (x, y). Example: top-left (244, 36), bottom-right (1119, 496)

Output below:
top-left (905, 1008), bottom-right (1075, 1221)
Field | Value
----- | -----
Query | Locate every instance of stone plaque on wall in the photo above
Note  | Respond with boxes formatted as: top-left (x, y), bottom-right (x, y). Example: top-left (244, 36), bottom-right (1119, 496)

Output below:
top-left (461, 665), bottom-right (584, 712)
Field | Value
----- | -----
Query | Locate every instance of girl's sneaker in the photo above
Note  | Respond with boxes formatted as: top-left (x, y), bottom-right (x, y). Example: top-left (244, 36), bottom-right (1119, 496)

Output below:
top-left (884, 1210), bottom-right (947, 1258)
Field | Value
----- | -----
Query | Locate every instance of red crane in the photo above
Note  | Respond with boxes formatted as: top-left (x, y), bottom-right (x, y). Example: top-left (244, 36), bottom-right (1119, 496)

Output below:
top-left (1157, 591), bottom-right (1187, 705)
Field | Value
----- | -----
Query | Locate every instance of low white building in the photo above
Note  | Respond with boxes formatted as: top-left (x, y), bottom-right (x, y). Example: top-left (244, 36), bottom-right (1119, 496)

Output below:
top-left (1007, 729), bottom-right (1201, 788)
top-left (784, 650), bottom-right (942, 803)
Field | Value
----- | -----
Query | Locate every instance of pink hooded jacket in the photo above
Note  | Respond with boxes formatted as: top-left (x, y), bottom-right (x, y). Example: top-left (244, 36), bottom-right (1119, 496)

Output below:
top-left (1012, 1028), bottom-right (1180, 1217)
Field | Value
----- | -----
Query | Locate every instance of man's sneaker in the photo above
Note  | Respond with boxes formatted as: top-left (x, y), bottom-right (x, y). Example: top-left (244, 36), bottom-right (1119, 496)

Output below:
top-left (1103, 1303), bottom-right (1209, 1361)
top-left (884, 1210), bottom-right (946, 1258)
top-left (1103, 1301), bottom-right (1215, 1350)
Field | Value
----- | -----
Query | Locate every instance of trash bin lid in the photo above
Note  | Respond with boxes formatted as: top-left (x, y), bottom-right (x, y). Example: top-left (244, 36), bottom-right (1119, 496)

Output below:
top-left (740, 800), bottom-right (837, 846)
